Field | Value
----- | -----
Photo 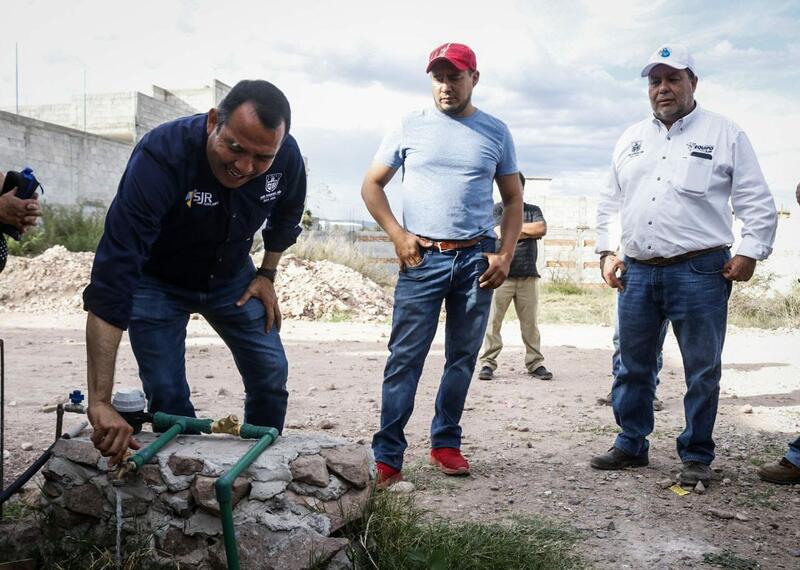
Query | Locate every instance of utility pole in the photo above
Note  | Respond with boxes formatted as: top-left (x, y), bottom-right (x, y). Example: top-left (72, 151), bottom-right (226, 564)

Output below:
top-left (83, 69), bottom-right (87, 131)
top-left (15, 43), bottom-right (19, 113)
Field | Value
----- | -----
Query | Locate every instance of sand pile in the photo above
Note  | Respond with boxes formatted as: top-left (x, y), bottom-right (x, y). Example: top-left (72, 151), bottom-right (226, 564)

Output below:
top-left (0, 247), bottom-right (392, 322)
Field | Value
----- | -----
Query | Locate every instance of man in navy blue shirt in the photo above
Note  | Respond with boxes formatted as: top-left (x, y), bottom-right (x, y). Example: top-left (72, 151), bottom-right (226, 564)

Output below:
top-left (83, 80), bottom-right (306, 465)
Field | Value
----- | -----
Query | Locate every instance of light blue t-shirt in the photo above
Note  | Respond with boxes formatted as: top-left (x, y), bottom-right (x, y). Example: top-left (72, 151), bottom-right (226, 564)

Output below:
top-left (374, 107), bottom-right (518, 240)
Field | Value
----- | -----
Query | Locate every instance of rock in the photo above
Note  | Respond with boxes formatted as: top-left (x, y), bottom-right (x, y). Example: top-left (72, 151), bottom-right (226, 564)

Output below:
top-left (388, 481), bottom-right (416, 494)
top-left (695, 480), bottom-right (706, 494)
top-left (52, 438), bottom-right (101, 467)
top-left (163, 489), bottom-right (193, 518)
top-left (21, 442), bottom-right (34, 451)
top-left (658, 478), bottom-right (674, 489)
top-left (321, 445), bottom-right (371, 489)
top-left (43, 456), bottom-right (98, 486)
top-left (157, 526), bottom-right (205, 556)
top-left (191, 475), bottom-right (250, 516)
top-left (734, 512), bottom-right (750, 522)
top-left (169, 455), bottom-right (205, 476)
top-left (740, 404), bottom-right (753, 414)
top-left (606, 521), bottom-right (616, 531)
top-left (250, 480), bottom-right (288, 501)
top-left (722, 478), bottom-right (732, 486)
top-left (326, 547), bottom-right (354, 570)
top-left (114, 481), bottom-right (156, 516)
top-left (251, 527), bottom-right (349, 570)
top-left (290, 475), bottom-right (349, 501)
top-left (138, 464), bottom-right (165, 487)
top-left (290, 454), bottom-right (330, 487)
top-left (40, 403), bottom-right (59, 413)
top-left (320, 486), bottom-right (371, 532)
top-left (64, 483), bottom-right (105, 518)
top-left (185, 511), bottom-right (223, 536)
top-left (317, 419), bottom-right (336, 430)
top-left (2, 449), bottom-right (9, 460)
top-left (217, 387), bottom-right (231, 396)
top-left (42, 480), bottom-right (62, 498)
top-left (708, 508), bottom-right (735, 520)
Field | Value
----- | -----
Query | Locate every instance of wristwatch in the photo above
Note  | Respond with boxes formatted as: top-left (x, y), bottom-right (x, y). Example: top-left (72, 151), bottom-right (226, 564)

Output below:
top-left (256, 267), bottom-right (277, 282)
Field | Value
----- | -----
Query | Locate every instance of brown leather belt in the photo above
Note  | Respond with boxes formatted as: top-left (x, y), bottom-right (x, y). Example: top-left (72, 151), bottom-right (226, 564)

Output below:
top-left (421, 236), bottom-right (482, 252)
top-left (633, 245), bottom-right (729, 267)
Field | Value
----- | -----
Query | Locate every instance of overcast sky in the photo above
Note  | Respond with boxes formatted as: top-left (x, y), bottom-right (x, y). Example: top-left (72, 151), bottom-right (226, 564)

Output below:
top-left (2, 0), bottom-right (798, 220)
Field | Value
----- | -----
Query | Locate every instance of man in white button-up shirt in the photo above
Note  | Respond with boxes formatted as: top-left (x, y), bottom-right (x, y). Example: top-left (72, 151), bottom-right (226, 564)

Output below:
top-left (591, 43), bottom-right (778, 486)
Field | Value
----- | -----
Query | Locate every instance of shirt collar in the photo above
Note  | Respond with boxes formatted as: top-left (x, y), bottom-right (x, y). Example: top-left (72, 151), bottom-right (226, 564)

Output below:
top-left (650, 101), bottom-right (701, 131)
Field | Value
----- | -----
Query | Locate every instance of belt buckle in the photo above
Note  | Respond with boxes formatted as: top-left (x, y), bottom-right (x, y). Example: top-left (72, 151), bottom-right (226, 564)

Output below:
top-left (436, 241), bottom-right (444, 253)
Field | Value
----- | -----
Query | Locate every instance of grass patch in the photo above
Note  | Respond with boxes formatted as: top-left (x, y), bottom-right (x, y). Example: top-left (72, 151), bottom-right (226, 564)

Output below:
top-left (540, 285), bottom-right (615, 326)
top-left (728, 272), bottom-right (800, 329)
top-left (736, 487), bottom-right (779, 511)
top-left (7, 203), bottom-right (106, 256)
top-left (340, 491), bottom-right (584, 569)
top-left (286, 232), bottom-right (396, 289)
top-left (702, 550), bottom-right (761, 569)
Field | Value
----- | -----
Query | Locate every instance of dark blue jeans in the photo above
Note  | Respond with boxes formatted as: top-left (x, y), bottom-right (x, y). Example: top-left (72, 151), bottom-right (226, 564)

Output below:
top-left (786, 436), bottom-right (800, 468)
top-left (372, 238), bottom-right (495, 470)
top-left (612, 318), bottom-right (666, 382)
top-left (613, 249), bottom-right (732, 465)
top-left (128, 264), bottom-right (288, 431)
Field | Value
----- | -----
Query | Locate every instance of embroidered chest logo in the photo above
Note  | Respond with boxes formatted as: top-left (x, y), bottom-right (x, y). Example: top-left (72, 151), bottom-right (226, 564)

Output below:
top-left (184, 190), bottom-right (219, 208)
top-left (686, 142), bottom-right (714, 154)
top-left (260, 173), bottom-right (283, 203)
top-left (629, 140), bottom-right (644, 156)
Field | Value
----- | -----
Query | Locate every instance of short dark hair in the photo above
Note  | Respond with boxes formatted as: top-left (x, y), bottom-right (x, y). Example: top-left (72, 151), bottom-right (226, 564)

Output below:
top-left (217, 79), bottom-right (291, 135)
top-left (686, 69), bottom-right (696, 82)
top-left (519, 172), bottom-right (526, 188)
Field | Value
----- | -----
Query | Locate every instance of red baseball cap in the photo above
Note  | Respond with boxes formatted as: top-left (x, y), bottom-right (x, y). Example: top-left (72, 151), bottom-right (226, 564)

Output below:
top-left (426, 42), bottom-right (477, 73)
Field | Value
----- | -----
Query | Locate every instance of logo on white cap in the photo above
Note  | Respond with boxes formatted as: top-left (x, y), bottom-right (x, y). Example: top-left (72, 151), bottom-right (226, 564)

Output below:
top-left (660, 47), bottom-right (670, 57)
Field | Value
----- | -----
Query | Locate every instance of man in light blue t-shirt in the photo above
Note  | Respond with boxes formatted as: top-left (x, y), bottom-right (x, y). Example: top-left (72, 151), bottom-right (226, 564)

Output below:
top-left (361, 42), bottom-right (523, 487)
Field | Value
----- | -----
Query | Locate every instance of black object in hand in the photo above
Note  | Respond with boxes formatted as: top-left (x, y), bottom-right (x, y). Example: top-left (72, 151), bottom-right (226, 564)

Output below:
top-left (1, 167), bottom-right (41, 241)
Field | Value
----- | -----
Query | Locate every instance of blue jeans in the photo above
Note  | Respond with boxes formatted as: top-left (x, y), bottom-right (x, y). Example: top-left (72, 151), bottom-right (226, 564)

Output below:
top-left (613, 249), bottom-right (732, 465)
top-left (372, 238), bottom-right (495, 470)
top-left (611, 318), bottom-right (666, 383)
top-left (128, 264), bottom-right (288, 431)
top-left (785, 436), bottom-right (800, 468)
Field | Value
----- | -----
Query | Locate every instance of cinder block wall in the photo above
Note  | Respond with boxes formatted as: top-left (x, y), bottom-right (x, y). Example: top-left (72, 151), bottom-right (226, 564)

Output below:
top-left (0, 110), bottom-right (132, 206)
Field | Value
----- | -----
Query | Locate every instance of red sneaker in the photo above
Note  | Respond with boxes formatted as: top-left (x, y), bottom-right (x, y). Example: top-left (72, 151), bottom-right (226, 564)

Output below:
top-left (375, 461), bottom-right (403, 489)
top-left (429, 447), bottom-right (470, 475)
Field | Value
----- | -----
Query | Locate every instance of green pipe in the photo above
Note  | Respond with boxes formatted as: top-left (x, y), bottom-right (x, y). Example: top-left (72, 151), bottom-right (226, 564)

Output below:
top-left (152, 412), bottom-right (213, 435)
top-left (215, 426), bottom-right (279, 570)
top-left (125, 413), bottom-right (212, 473)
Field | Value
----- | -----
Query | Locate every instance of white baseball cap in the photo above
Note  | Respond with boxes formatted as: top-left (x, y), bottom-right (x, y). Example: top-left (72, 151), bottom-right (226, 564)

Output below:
top-left (640, 43), bottom-right (697, 77)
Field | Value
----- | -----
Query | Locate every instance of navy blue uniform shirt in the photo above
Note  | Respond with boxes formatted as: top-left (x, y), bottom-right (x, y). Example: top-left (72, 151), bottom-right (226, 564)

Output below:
top-left (84, 113), bottom-right (306, 330)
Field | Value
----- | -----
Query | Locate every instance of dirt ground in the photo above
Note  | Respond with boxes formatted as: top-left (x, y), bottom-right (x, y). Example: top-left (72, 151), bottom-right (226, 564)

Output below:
top-left (1, 311), bottom-right (799, 569)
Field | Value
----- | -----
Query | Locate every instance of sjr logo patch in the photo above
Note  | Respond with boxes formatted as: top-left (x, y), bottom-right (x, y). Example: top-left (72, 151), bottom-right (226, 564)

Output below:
top-left (629, 140), bottom-right (644, 156)
top-left (184, 190), bottom-right (219, 208)
top-left (260, 173), bottom-right (283, 203)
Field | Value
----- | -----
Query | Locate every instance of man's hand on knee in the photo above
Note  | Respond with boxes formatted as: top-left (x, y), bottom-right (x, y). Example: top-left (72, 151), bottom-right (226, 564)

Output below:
top-left (88, 402), bottom-right (140, 466)
top-left (238, 275), bottom-right (282, 333)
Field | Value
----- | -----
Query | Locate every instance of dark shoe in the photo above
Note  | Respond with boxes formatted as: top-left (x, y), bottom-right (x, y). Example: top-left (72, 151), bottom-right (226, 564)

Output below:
top-left (590, 447), bottom-right (649, 470)
top-left (653, 398), bottom-right (664, 412)
top-left (596, 391), bottom-right (613, 406)
top-left (679, 461), bottom-right (711, 485)
top-left (758, 458), bottom-right (800, 485)
top-left (530, 365), bottom-right (553, 381)
top-left (478, 366), bottom-right (494, 381)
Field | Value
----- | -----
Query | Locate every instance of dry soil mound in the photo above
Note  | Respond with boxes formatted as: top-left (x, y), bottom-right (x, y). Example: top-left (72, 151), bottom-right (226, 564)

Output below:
top-left (0, 247), bottom-right (392, 322)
